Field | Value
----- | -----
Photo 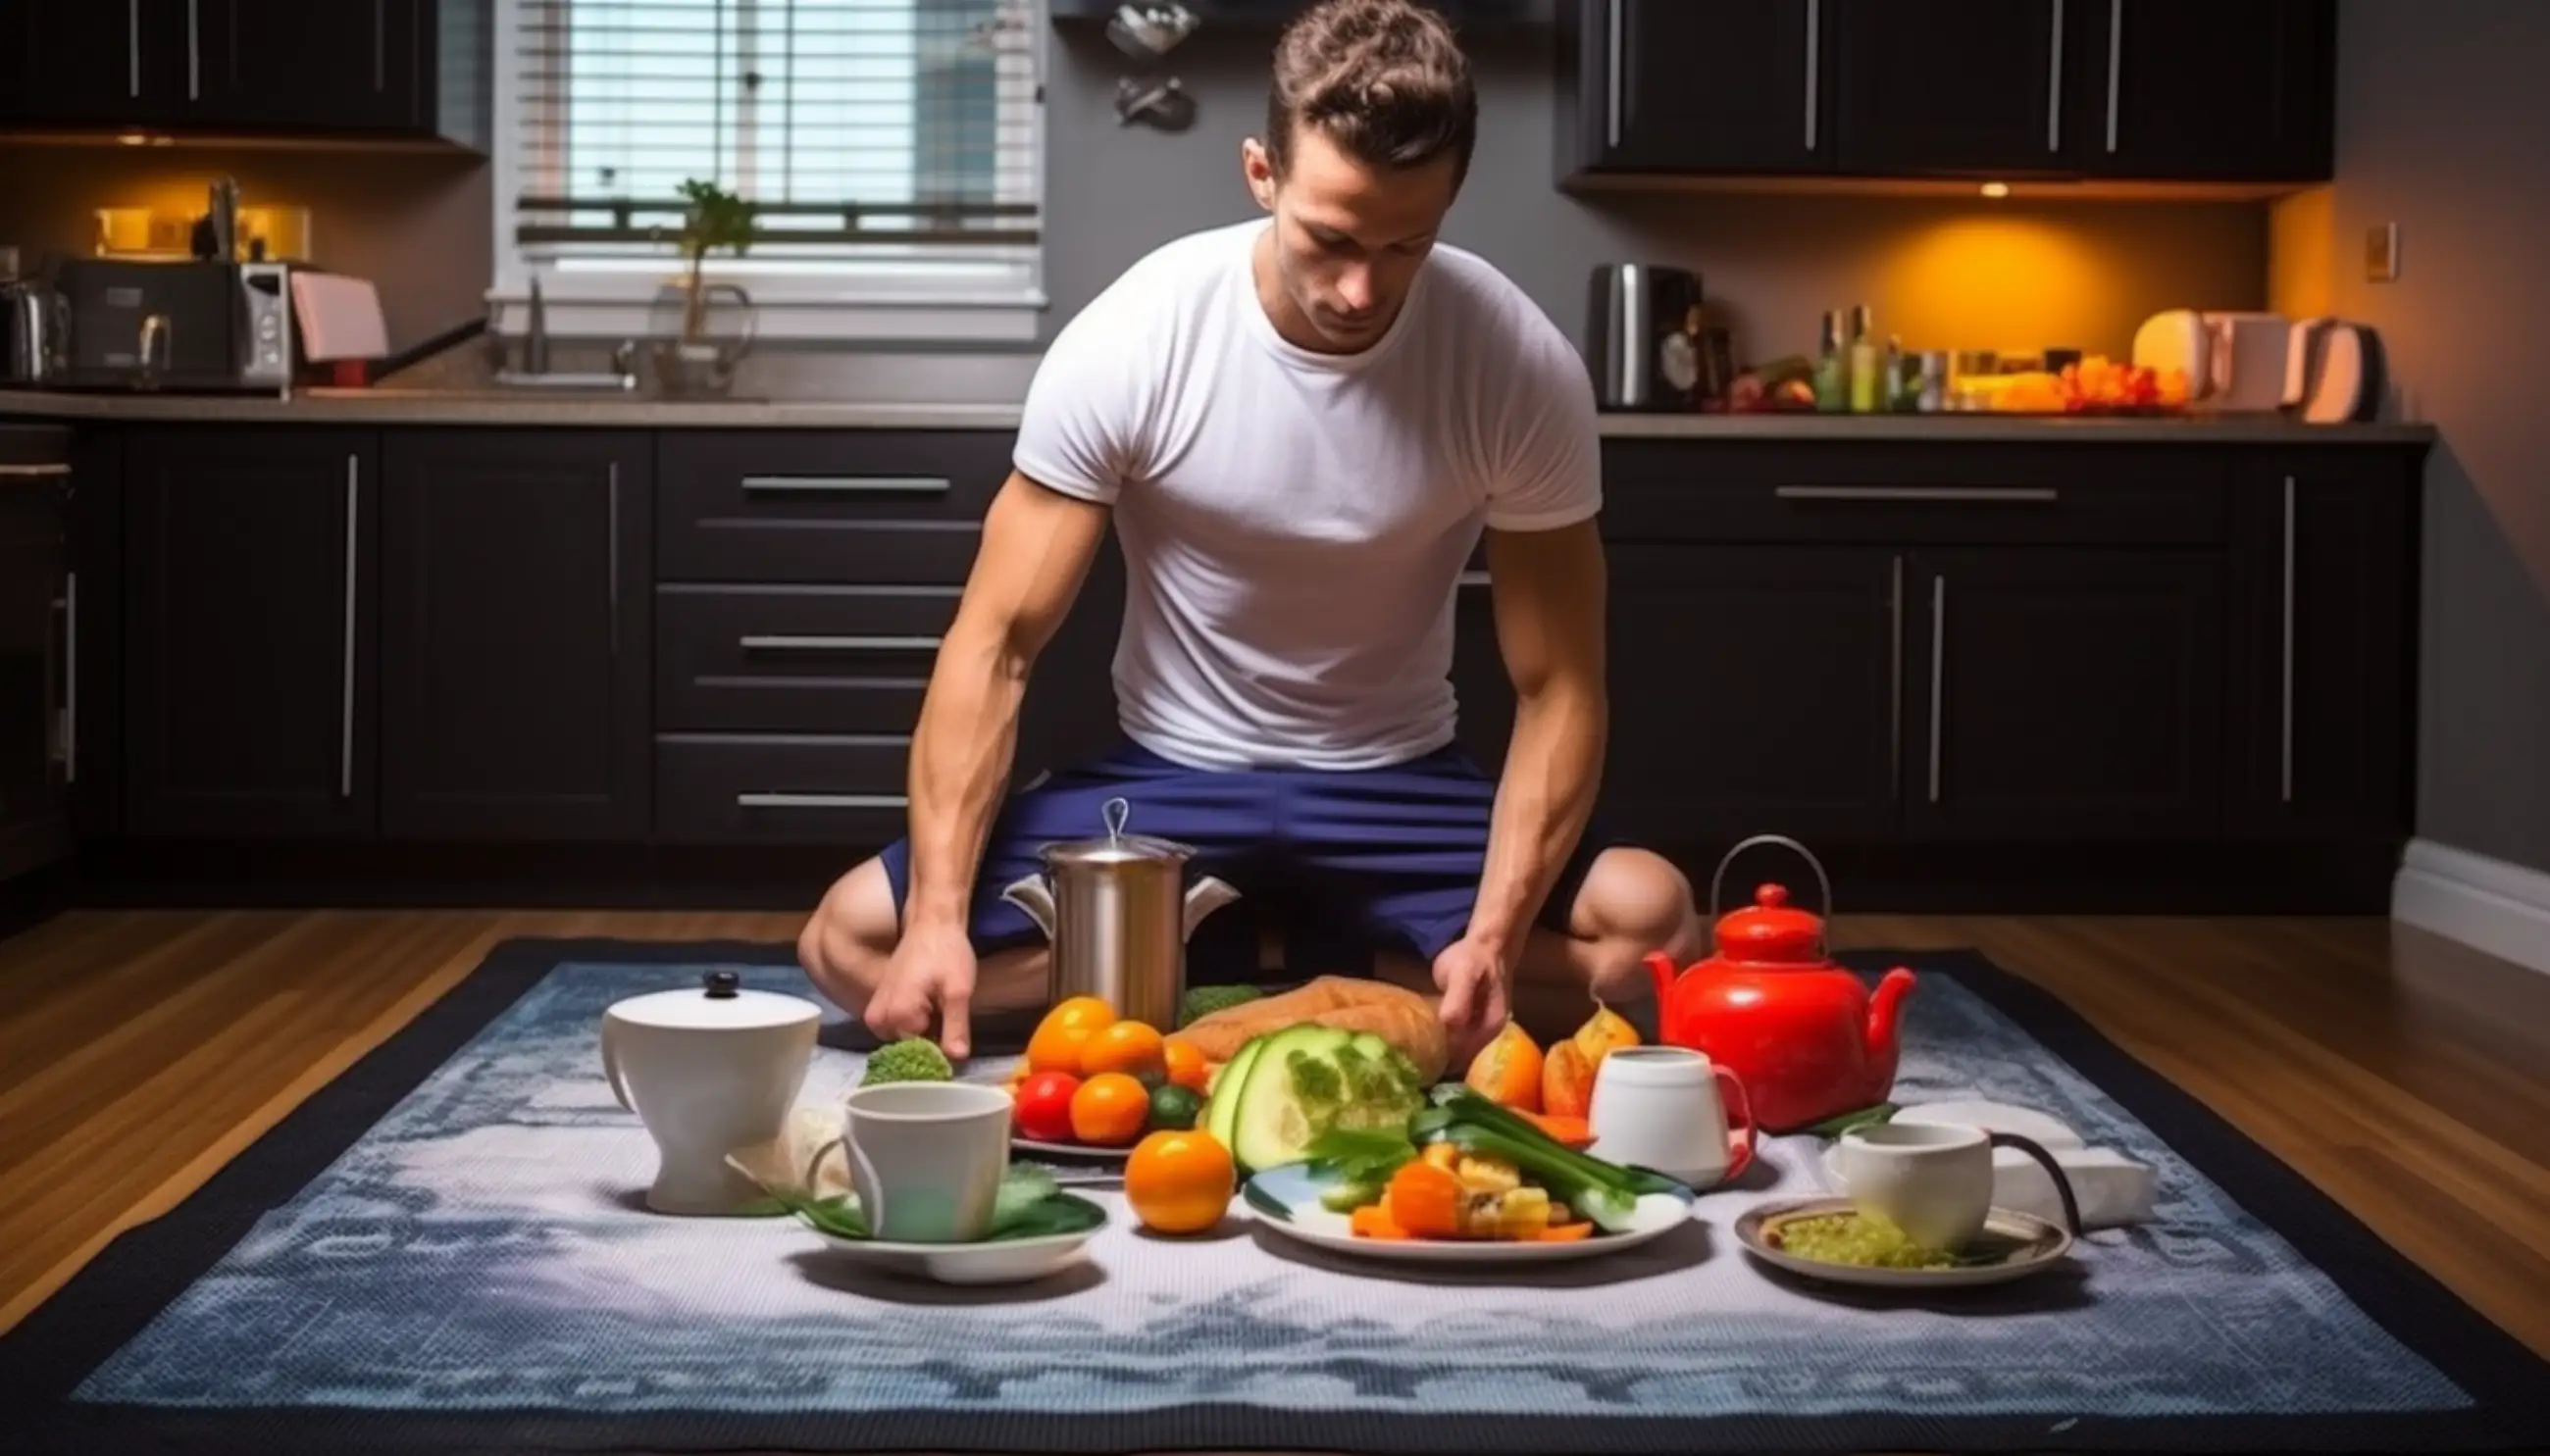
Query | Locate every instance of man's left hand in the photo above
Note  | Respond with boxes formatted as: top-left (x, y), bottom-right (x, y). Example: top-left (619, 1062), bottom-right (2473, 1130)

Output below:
top-left (1433, 933), bottom-right (1512, 1063)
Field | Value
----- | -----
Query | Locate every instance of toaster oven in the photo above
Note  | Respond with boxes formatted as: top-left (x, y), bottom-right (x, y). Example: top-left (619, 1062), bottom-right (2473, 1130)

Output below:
top-left (51, 258), bottom-right (299, 393)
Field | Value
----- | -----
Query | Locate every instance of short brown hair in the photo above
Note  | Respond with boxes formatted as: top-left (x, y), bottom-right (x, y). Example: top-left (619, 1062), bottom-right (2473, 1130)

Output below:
top-left (1265, 0), bottom-right (1478, 186)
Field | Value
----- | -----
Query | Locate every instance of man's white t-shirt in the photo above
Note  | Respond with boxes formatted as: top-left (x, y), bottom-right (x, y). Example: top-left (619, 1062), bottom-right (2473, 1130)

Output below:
top-left (1011, 218), bottom-right (1603, 773)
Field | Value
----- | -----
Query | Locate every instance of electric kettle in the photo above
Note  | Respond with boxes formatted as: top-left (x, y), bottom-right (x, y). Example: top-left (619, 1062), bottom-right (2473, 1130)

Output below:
top-left (3, 277), bottom-right (70, 384)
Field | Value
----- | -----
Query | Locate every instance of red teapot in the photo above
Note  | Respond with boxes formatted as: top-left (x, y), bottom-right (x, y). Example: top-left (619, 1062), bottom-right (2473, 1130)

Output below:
top-left (1644, 834), bottom-right (1916, 1134)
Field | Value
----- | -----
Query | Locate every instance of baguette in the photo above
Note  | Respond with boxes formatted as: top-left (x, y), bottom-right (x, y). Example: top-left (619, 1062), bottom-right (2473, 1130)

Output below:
top-left (1166, 976), bottom-right (1450, 1084)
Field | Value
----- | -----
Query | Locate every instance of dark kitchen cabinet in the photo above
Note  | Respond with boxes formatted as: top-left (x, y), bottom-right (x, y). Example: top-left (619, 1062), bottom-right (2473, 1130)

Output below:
top-left (2075, 0), bottom-right (2334, 182)
top-left (379, 430), bottom-right (652, 841)
top-left (1904, 547), bottom-right (2223, 841)
top-left (2222, 452), bottom-right (2418, 842)
top-left (0, 428), bottom-right (73, 884)
top-left (0, 2), bottom-right (155, 127)
top-left (1556, 0), bottom-right (1831, 177)
top-left (1831, 0), bottom-right (2079, 177)
top-left (121, 427), bottom-right (379, 839)
top-left (205, 0), bottom-right (431, 135)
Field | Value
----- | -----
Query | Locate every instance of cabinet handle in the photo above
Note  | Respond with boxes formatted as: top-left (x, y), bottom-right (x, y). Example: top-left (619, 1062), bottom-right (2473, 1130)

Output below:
top-left (128, 0), bottom-right (139, 98)
top-left (1929, 573), bottom-right (1946, 804)
top-left (2046, 0), bottom-right (2065, 153)
top-left (187, 0), bottom-right (199, 100)
top-left (62, 572), bottom-right (78, 784)
top-left (341, 456), bottom-right (359, 800)
top-left (738, 634), bottom-right (943, 653)
top-left (740, 474), bottom-right (949, 495)
top-left (1804, 0), bottom-right (1819, 150)
top-left (736, 792), bottom-right (907, 810)
top-left (2280, 474), bottom-right (2296, 803)
top-left (2105, 0), bottom-right (2122, 152)
top-left (1775, 484), bottom-right (2060, 503)
top-left (1455, 570), bottom-right (1490, 588)
top-left (0, 463), bottom-right (73, 478)
top-left (607, 462), bottom-right (621, 659)
top-left (1606, 0), bottom-right (1623, 149)
top-left (1889, 554), bottom-right (1903, 803)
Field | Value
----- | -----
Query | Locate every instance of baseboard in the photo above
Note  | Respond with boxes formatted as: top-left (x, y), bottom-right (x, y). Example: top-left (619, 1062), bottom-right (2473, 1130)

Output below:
top-left (2391, 836), bottom-right (2550, 978)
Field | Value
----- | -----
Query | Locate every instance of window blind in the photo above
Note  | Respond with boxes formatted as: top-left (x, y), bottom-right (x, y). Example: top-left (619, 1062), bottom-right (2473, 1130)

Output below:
top-left (509, 0), bottom-right (1041, 272)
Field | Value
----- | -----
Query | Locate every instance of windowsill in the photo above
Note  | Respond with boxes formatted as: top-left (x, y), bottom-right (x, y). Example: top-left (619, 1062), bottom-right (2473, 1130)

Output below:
top-left (484, 274), bottom-right (1048, 346)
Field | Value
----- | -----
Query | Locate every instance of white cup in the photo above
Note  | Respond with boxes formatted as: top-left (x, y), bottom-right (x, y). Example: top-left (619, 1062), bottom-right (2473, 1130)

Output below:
top-left (807, 1081), bottom-right (1014, 1243)
top-left (1586, 1045), bottom-right (1757, 1188)
top-left (1831, 1121), bottom-right (2081, 1249)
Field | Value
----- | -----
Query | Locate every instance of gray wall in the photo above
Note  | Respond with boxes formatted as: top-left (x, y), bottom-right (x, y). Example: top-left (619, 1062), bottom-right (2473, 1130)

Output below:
top-left (2270, 0), bottom-right (2550, 877)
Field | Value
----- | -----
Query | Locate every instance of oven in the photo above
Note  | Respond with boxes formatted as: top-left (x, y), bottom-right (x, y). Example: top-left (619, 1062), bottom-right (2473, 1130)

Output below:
top-left (0, 424), bottom-right (73, 884)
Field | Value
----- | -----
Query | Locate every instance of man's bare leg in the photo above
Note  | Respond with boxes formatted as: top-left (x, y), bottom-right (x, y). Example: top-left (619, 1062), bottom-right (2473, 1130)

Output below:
top-left (796, 856), bottom-right (1050, 1037)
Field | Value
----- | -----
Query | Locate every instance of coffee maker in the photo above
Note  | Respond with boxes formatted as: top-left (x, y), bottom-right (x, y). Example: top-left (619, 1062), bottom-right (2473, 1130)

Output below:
top-left (1587, 263), bottom-right (1708, 412)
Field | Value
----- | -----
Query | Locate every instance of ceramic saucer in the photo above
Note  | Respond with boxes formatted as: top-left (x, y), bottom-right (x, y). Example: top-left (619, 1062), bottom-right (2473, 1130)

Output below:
top-left (803, 1192), bottom-right (1109, 1285)
top-left (1734, 1196), bottom-right (2073, 1289)
top-left (1240, 1162), bottom-right (1693, 1267)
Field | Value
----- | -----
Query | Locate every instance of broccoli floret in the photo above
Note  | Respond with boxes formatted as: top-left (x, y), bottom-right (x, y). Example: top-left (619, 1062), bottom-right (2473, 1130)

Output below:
top-left (860, 1037), bottom-right (954, 1087)
top-left (1179, 983), bottom-right (1263, 1027)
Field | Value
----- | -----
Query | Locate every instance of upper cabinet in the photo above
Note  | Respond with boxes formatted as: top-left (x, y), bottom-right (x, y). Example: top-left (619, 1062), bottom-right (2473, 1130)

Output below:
top-left (1557, 0), bottom-right (2333, 188)
top-left (0, 0), bottom-right (489, 150)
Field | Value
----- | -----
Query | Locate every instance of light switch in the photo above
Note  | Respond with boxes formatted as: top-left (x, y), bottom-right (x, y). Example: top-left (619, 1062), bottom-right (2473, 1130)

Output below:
top-left (2367, 222), bottom-right (2400, 282)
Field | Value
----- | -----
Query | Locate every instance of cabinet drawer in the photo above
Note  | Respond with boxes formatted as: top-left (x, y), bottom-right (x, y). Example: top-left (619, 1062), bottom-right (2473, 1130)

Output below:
top-left (657, 430), bottom-right (1011, 582)
top-left (655, 733), bottom-right (911, 844)
top-left (656, 584), bottom-right (957, 733)
top-left (1599, 442), bottom-right (2231, 546)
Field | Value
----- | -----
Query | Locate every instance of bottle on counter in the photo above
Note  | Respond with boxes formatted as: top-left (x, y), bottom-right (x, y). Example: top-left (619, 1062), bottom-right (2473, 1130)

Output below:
top-left (1848, 305), bottom-right (1878, 413)
top-left (1883, 333), bottom-right (1907, 412)
top-left (1813, 310), bottom-right (1848, 413)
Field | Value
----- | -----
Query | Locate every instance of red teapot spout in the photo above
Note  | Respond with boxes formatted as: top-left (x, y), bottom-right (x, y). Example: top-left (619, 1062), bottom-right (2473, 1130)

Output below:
top-left (1866, 966), bottom-right (1917, 1061)
top-left (1643, 949), bottom-right (1685, 1007)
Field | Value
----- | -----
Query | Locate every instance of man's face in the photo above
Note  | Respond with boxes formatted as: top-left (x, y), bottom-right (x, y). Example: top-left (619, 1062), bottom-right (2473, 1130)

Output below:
top-left (1245, 124), bottom-right (1458, 352)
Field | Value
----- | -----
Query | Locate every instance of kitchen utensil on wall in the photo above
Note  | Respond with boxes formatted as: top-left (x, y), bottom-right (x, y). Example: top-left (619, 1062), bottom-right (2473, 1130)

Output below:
top-left (1114, 75), bottom-right (1196, 130)
top-left (1587, 263), bottom-right (1706, 412)
top-left (1107, 2), bottom-right (1198, 57)
top-left (1642, 834), bottom-right (1917, 1133)
top-left (599, 969), bottom-right (821, 1216)
top-left (1000, 796), bottom-right (1240, 1033)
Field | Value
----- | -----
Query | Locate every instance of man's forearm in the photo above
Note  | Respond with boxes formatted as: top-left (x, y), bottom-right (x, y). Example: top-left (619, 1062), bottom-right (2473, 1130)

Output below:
top-left (1469, 678), bottom-right (1606, 953)
top-left (901, 628), bottom-right (1032, 934)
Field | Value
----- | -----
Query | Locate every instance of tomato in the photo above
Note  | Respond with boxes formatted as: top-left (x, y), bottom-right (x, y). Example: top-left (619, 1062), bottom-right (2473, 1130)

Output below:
top-left (1161, 1039), bottom-right (1211, 1095)
top-left (1012, 1070), bottom-right (1080, 1143)
top-left (1026, 995), bottom-right (1116, 1075)
top-left (1124, 1130), bottom-right (1236, 1235)
top-left (1080, 1020), bottom-right (1166, 1083)
top-left (1068, 1072), bottom-right (1151, 1146)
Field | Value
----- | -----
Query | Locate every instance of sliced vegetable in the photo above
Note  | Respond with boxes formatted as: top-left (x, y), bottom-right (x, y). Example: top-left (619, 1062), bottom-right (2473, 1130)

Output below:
top-left (1414, 1120), bottom-right (1640, 1232)
top-left (1421, 1083), bottom-right (1685, 1196)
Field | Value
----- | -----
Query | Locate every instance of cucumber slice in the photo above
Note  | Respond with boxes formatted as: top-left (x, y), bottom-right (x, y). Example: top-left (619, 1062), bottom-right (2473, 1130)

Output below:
top-left (1201, 1035), bottom-right (1268, 1150)
top-left (1230, 1026), bottom-right (1354, 1173)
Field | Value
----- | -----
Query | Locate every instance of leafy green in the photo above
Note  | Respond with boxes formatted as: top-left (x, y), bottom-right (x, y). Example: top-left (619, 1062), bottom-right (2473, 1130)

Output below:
top-left (1179, 983), bottom-right (1263, 1027)
top-left (768, 1164), bottom-right (1104, 1243)
top-left (1420, 1083), bottom-right (1686, 1197)
top-left (1804, 1103), bottom-right (1898, 1139)
top-left (1417, 1121), bottom-right (1643, 1232)
top-left (1301, 1126), bottom-right (1418, 1185)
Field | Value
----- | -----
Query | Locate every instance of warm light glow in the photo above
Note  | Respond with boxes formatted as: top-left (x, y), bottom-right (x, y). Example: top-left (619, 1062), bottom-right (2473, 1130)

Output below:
top-left (1981, 181), bottom-right (2012, 199)
top-left (117, 132), bottom-right (149, 146)
top-left (1876, 216), bottom-right (2118, 353)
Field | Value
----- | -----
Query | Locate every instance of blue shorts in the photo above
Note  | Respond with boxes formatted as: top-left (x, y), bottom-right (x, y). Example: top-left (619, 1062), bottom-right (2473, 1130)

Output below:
top-left (875, 738), bottom-right (1622, 983)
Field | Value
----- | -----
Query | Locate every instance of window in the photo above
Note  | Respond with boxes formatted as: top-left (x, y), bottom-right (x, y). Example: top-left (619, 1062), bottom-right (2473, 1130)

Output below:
top-left (492, 0), bottom-right (1046, 344)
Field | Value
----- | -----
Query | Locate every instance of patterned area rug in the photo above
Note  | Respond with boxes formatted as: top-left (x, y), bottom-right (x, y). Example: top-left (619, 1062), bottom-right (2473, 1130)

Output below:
top-left (3, 938), bottom-right (2544, 1456)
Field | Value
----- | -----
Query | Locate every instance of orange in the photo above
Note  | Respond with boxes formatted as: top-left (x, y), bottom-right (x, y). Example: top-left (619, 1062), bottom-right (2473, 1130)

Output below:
top-left (1462, 1023), bottom-right (1544, 1112)
top-left (1026, 995), bottom-right (1116, 1075)
top-left (1068, 1072), bottom-right (1151, 1146)
top-left (1124, 1130), bottom-right (1236, 1235)
top-left (1571, 1000), bottom-right (1640, 1063)
top-left (1081, 1020), bottom-right (1166, 1082)
top-left (1542, 1038), bottom-right (1595, 1119)
top-left (1161, 1039), bottom-right (1211, 1095)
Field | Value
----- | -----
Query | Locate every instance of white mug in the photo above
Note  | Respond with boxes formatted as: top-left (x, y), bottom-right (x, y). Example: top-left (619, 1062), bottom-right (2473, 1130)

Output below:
top-left (1832, 1121), bottom-right (2080, 1249)
top-left (1586, 1045), bottom-right (1757, 1188)
top-left (807, 1081), bottom-right (1014, 1243)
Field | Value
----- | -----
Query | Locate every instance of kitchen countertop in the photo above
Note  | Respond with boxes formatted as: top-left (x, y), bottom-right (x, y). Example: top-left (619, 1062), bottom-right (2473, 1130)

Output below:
top-left (0, 386), bottom-right (2440, 444)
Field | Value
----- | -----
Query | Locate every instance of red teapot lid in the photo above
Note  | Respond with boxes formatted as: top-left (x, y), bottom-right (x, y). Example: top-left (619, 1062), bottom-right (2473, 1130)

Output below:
top-left (1713, 883), bottom-right (1824, 961)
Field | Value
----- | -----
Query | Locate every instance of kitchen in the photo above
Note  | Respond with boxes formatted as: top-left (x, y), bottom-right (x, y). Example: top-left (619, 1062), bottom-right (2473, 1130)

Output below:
top-left (0, 1), bottom-right (2546, 1453)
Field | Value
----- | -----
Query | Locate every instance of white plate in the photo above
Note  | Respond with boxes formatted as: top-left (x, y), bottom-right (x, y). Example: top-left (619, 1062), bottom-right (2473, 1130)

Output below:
top-left (1011, 1136), bottom-right (1132, 1163)
top-left (807, 1223), bottom-right (1103, 1285)
top-left (1733, 1196), bottom-right (2074, 1289)
top-left (1240, 1161), bottom-right (1694, 1266)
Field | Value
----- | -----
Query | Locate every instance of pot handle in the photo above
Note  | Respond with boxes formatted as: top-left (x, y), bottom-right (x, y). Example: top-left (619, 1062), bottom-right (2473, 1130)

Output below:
top-left (1708, 833), bottom-right (1834, 936)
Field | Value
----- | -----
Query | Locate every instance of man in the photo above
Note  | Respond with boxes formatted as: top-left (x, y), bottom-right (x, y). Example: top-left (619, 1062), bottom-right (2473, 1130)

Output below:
top-left (797, 0), bottom-right (1700, 1063)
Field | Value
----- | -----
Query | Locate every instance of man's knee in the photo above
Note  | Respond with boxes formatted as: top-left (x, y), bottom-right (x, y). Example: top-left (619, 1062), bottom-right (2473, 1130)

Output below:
top-left (1573, 846), bottom-right (1699, 948)
top-left (798, 856), bottom-right (900, 1012)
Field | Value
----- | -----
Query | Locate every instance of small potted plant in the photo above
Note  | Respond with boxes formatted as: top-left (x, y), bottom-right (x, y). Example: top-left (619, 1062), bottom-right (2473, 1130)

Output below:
top-left (655, 176), bottom-right (758, 394)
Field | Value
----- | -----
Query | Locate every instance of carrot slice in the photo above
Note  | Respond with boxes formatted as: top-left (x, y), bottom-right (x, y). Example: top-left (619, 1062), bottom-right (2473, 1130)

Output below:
top-left (1519, 1112), bottom-right (1594, 1148)
top-left (1350, 1204), bottom-right (1410, 1240)
top-left (1383, 1159), bottom-right (1465, 1238)
top-left (1538, 1222), bottom-right (1595, 1241)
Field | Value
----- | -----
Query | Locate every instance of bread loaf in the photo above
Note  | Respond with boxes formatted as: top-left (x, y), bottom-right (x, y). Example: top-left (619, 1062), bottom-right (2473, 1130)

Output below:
top-left (1165, 976), bottom-right (1450, 1084)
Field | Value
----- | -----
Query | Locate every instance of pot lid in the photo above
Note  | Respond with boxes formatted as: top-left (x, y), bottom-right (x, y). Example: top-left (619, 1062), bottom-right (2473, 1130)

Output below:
top-left (606, 969), bottom-right (820, 1030)
top-left (1037, 795), bottom-right (1196, 868)
top-left (1713, 883), bottom-right (1824, 961)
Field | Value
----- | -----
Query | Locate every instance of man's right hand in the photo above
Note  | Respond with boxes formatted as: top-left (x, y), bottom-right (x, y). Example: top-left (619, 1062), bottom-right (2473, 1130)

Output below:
top-left (862, 919), bottom-right (980, 1062)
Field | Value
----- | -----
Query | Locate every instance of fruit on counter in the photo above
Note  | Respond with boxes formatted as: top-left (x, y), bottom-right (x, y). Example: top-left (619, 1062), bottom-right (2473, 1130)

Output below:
top-left (1461, 1023), bottom-right (1544, 1111)
top-left (1123, 1129), bottom-right (1237, 1235)
top-left (1179, 982), bottom-right (1262, 1028)
top-left (859, 1036), bottom-right (955, 1086)
top-left (1068, 1071), bottom-right (1153, 1146)
top-left (1541, 1039), bottom-right (1596, 1120)
top-left (1147, 1081), bottom-right (1203, 1131)
top-left (1571, 1001), bottom-right (1640, 1063)
top-left (1082, 1019), bottom-right (1168, 1084)
top-left (1012, 1070), bottom-right (1082, 1143)
top-left (1728, 354), bottom-right (1822, 413)
top-left (1990, 354), bottom-right (2191, 414)
top-left (1161, 1039), bottom-right (1212, 1095)
top-left (1026, 995), bottom-right (1116, 1075)
top-left (1208, 1024), bottom-right (1430, 1174)
top-left (1167, 976), bottom-right (1449, 1085)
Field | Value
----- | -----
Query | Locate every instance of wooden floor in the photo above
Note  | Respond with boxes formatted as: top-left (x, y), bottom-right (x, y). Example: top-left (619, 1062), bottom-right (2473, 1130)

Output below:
top-left (1, 909), bottom-right (2545, 1364)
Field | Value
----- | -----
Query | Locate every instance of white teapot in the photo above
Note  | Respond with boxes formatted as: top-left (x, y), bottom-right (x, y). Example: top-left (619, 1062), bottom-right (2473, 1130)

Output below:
top-left (601, 969), bottom-right (819, 1215)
